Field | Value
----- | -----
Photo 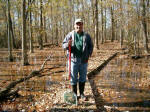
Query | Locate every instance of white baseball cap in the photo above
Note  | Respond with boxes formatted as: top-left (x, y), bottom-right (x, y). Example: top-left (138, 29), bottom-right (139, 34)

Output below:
top-left (74, 18), bottom-right (83, 24)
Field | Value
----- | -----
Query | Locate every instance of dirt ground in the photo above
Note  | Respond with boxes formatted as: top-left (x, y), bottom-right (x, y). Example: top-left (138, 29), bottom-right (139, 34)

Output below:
top-left (0, 41), bottom-right (133, 112)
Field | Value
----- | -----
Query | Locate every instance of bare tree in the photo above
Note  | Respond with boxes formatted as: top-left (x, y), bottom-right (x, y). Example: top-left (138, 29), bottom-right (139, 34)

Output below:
top-left (44, 16), bottom-right (47, 43)
top-left (91, 0), bottom-right (95, 41)
top-left (55, 1), bottom-right (59, 46)
top-left (39, 0), bottom-right (43, 50)
top-left (101, 0), bottom-right (104, 44)
top-left (141, 0), bottom-right (149, 53)
top-left (104, 0), bottom-right (107, 42)
top-left (7, 0), bottom-right (13, 61)
top-left (22, 0), bottom-right (29, 65)
top-left (7, 0), bottom-right (16, 49)
top-left (119, 0), bottom-right (124, 47)
top-left (110, 4), bottom-right (115, 42)
top-left (28, 0), bottom-right (34, 53)
top-left (94, 0), bottom-right (99, 49)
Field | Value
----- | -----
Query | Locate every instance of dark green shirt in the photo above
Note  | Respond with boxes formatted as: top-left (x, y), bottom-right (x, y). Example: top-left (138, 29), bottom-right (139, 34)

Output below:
top-left (74, 32), bottom-right (84, 58)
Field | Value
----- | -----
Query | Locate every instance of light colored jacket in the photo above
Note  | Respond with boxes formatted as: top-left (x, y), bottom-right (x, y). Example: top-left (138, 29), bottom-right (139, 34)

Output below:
top-left (62, 30), bottom-right (93, 63)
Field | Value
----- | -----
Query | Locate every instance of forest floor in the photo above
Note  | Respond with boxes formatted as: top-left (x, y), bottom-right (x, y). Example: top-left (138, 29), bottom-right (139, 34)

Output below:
top-left (0, 41), bottom-right (149, 112)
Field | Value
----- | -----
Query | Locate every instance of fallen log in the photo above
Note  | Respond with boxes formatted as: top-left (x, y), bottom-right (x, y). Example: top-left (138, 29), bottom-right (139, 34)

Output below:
top-left (0, 56), bottom-right (51, 101)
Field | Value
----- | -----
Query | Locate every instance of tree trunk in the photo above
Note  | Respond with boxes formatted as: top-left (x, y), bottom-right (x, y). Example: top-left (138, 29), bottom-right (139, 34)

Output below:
top-left (81, 0), bottom-right (85, 22)
top-left (6, 0), bottom-right (16, 49)
top-left (22, 0), bottom-right (29, 65)
top-left (39, 0), bottom-right (43, 50)
top-left (101, 0), bottom-right (104, 44)
top-left (7, 0), bottom-right (13, 61)
top-left (134, 32), bottom-right (137, 56)
top-left (141, 0), bottom-right (149, 53)
top-left (44, 16), bottom-right (47, 43)
top-left (9, 13), bottom-right (16, 49)
top-left (50, 1), bottom-right (54, 45)
top-left (55, 24), bottom-right (58, 46)
top-left (29, 0), bottom-right (34, 53)
top-left (91, 0), bottom-right (95, 42)
top-left (62, 7), bottom-right (65, 41)
top-left (104, 3), bottom-right (107, 41)
top-left (94, 0), bottom-right (99, 49)
top-left (68, 0), bottom-right (73, 31)
top-left (120, 0), bottom-right (124, 48)
top-left (110, 5), bottom-right (115, 42)
top-left (55, 2), bottom-right (59, 46)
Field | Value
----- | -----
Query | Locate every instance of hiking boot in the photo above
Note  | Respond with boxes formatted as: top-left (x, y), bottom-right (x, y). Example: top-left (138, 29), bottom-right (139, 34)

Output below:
top-left (79, 82), bottom-right (85, 95)
top-left (72, 84), bottom-right (77, 96)
top-left (79, 82), bottom-right (87, 101)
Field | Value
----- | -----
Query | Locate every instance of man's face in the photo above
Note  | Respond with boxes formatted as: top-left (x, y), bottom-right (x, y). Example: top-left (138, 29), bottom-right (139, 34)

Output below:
top-left (74, 22), bottom-right (83, 33)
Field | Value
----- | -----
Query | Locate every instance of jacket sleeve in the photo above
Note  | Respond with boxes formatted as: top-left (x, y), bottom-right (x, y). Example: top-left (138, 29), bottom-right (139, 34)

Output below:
top-left (87, 34), bottom-right (93, 57)
top-left (62, 32), bottom-right (72, 50)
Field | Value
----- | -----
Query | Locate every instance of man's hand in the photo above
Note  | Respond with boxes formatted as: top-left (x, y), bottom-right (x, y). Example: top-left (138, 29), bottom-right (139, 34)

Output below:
top-left (68, 38), bottom-right (72, 46)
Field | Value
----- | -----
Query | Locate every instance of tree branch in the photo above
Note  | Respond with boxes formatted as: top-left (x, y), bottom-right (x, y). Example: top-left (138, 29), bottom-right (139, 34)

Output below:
top-left (0, 55), bottom-right (51, 101)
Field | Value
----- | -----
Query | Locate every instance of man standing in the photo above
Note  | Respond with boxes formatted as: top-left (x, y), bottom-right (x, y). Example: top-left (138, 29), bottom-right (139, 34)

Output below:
top-left (62, 18), bottom-right (93, 100)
